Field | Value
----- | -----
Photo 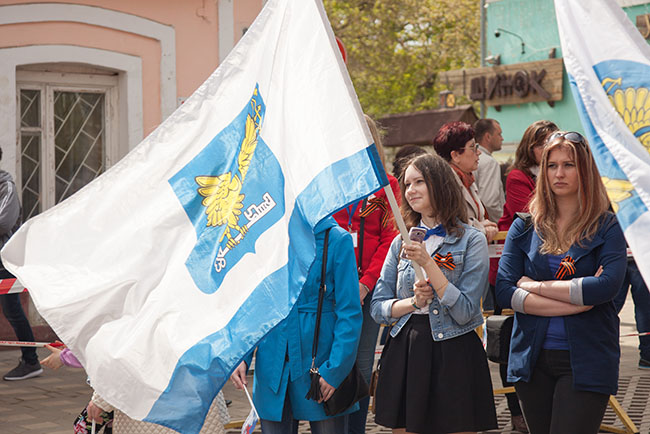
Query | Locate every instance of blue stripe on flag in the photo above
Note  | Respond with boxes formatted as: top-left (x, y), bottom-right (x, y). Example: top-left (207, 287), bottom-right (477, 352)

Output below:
top-left (568, 71), bottom-right (648, 231)
top-left (144, 216), bottom-right (312, 433)
top-left (144, 147), bottom-right (384, 433)
top-left (296, 145), bottom-right (387, 229)
top-left (367, 143), bottom-right (389, 187)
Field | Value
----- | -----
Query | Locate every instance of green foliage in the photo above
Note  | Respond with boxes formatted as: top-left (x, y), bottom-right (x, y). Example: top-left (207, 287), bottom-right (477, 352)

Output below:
top-left (324, 0), bottom-right (480, 118)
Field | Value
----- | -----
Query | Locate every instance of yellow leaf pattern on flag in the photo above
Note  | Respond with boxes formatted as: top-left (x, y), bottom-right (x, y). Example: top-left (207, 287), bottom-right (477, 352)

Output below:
top-left (601, 176), bottom-right (634, 213)
top-left (604, 78), bottom-right (650, 152)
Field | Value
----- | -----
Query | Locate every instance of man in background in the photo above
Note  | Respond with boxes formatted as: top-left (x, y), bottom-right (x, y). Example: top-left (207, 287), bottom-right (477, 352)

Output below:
top-left (474, 120), bottom-right (528, 431)
top-left (473, 119), bottom-right (505, 223)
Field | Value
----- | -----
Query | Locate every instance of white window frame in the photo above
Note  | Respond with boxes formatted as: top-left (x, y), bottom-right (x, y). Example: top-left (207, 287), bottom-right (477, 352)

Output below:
top-left (16, 71), bottom-right (118, 213)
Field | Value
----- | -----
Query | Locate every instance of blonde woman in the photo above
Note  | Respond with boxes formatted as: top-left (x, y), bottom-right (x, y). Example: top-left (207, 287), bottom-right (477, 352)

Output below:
top-left (496, 132), bottom-right (627, 434)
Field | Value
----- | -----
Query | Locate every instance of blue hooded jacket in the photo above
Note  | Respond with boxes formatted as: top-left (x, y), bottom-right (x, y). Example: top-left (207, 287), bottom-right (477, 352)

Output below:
top-left (247, 217), bottom-right (362, 421)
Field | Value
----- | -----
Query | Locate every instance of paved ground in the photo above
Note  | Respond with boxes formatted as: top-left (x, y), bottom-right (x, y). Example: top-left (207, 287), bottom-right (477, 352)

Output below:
top-left (0, 294), bottom-right (649, 434)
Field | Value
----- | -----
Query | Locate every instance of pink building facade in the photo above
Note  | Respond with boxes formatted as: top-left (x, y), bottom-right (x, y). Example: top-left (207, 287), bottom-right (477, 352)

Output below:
top-left (0, 0), bottom-right (263, 335)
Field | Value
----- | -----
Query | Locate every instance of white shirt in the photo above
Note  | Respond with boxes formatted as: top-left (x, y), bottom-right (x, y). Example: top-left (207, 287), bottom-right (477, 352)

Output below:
top-left (474, 145), bottom-right (505, 223)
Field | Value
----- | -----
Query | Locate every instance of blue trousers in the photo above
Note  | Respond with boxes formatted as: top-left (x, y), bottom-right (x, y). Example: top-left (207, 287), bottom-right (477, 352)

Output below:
top-left (613, 260), bottom-right (650, 360)
top-left (260, 393), bottom-right (347, 434)
top-left (345, 298), bottom-right (380, 434)
top-left (0, 293), bottom-right (38, 364)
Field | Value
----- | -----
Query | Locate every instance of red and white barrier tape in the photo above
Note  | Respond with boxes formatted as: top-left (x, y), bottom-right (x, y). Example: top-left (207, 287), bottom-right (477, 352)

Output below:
top-left (0, 340), bottom-right (64, 348)
top-left (0, 278), bottom-right (26, 295)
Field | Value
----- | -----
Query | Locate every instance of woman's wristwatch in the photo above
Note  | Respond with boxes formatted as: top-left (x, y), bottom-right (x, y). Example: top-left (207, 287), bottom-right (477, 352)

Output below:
top-left (411, 296), bottom-right (419, 310)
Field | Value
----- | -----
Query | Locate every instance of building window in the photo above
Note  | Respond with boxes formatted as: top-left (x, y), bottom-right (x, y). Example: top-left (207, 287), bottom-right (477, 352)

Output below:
top-left (19, 89), bottom-right (42, 220)
top-left (53, 91), bottom-right (106, 203)
top-left (17, 69), bottom-right (118, 221)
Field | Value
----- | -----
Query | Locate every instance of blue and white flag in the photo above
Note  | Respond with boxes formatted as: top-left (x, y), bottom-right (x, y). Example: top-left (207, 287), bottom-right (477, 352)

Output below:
top-left (555, 0), bottom-right (650, 282)
top-left (1, 0), bottom-right (386, 432)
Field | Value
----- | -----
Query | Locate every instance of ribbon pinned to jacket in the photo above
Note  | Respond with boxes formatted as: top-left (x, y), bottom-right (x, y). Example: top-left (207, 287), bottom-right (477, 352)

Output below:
top-left (359, 197), bottom-right (390, 227)
top-left (555, 256), bottom-right (576, 280)
top-left (434, 252), bottom-right (455, 270)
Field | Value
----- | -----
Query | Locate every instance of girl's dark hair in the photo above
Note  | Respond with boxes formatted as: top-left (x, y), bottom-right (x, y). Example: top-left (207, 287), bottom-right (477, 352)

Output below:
top-left (401, 153), bottom-right (468, 236)
top-left (432, 121), bottom-right (474, 162)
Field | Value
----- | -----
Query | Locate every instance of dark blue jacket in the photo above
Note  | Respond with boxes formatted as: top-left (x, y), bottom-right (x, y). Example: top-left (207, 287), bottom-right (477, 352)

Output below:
top-left (496, 212), bottom-right (626, 395)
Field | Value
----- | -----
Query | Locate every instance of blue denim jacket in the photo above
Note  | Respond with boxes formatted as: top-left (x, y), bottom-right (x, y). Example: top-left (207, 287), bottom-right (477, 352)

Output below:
top-left (495, 212), bottom-right (626, 395)
top-left (370, 223), bottom-right (488, 341)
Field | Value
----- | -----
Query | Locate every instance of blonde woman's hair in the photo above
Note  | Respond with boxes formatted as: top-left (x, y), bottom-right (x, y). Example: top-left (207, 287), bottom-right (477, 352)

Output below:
top-left (529, 135), bottom-right (609, 254)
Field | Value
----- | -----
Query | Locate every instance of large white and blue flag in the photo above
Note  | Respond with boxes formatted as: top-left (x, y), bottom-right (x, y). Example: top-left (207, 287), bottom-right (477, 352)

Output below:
top-left (555, 0), bottom-right (650, 282)
top-left (1, 0), bottom-right (386, 432)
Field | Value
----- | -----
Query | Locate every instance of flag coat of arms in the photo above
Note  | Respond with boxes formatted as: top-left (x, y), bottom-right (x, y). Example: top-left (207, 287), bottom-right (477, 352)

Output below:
top-left (555, 0), bottom-right (650, 283)
top-left (0, 0), bottom-right (386, 432)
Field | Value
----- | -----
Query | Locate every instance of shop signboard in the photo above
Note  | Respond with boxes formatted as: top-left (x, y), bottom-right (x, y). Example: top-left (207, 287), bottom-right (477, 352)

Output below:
top-left (439, 58), bottom-right (563, 108)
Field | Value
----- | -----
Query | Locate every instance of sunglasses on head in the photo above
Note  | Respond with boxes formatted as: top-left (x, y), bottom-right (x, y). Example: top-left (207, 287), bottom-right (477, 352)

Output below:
top-left (546, 131), bottom-right (587, 146)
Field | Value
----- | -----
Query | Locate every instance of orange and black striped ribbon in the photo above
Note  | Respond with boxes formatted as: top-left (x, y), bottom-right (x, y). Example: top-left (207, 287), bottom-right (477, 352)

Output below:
top-left (555, 256), bottom-right (576, 280)
top-left (359, 197), bottom-right (390, 227)
top-left (434, 252), bottom-right (455, 270)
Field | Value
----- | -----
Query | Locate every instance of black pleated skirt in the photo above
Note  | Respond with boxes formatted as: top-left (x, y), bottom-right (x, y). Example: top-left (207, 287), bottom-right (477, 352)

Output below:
top-left (374, 315), bottom-right (497, 434)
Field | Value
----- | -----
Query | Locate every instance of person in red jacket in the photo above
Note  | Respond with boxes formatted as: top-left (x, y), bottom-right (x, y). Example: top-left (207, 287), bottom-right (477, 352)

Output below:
top-left (489, 120), bottom-right (558, 433)
top-left (490, 121), bottom-right (559, 290)
top-left (333, 115), bottom-right (399, 434)
top-left (498, 120), bottom-right (559, 233)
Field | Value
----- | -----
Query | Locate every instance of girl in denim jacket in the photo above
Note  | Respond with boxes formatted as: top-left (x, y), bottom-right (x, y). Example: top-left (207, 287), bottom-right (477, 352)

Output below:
top-left (371, 153), bottom-right (497, 434)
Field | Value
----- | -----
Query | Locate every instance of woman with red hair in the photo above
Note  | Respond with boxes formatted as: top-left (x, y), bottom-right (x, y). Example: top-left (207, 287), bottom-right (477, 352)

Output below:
top-left (433, 121), bottom-right (498, 243)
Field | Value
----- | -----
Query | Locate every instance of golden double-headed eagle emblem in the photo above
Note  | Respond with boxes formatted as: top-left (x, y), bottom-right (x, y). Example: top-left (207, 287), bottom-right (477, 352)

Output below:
top-left (195, 91), bottom-right (262, 250)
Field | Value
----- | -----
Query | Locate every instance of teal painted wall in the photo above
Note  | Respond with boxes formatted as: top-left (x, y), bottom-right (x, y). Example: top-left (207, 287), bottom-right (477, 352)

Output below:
top-left (485, 0), bottom-right (650, 145)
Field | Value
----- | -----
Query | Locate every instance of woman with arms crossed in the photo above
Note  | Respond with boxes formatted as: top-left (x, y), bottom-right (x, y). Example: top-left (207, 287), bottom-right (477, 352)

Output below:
top-left (371, 153), bottom-right (497, 434)
top-left (496, 132), bottom-right (627, 434)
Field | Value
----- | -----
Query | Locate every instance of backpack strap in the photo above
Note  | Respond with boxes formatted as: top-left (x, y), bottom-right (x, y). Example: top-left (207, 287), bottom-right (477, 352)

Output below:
top-left (310, 228), bottom-right (331, 369)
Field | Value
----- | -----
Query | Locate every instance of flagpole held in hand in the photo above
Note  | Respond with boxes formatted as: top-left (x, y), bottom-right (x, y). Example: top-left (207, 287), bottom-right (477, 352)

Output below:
top-left (383, 185), bottom-right (431, 304)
